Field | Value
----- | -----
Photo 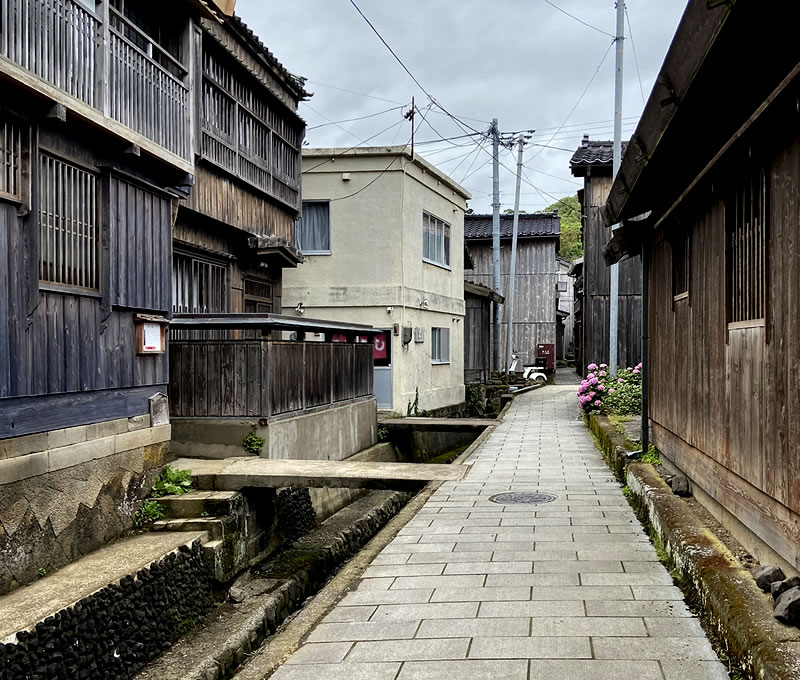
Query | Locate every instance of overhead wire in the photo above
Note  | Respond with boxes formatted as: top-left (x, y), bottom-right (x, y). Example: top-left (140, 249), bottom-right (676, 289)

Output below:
top-left (302, 118), bottom-right (407, 173)
top-left (306, 104), bottom-right (407, 131)
top-left (625, 6), bottom-right (647, 105)
top-left (540, 0), bottom-right (615, 38)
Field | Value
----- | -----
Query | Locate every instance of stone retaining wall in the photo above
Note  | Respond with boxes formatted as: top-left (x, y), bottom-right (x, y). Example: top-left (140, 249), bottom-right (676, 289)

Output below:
top-left (0, 538), bottom-right (212, 679)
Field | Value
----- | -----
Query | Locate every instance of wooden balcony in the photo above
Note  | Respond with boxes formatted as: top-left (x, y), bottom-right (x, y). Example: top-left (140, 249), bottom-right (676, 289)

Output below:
top-left (0, 0), bottom-right (190, 161)
top-left (168, 315), bottom-right (378, 419)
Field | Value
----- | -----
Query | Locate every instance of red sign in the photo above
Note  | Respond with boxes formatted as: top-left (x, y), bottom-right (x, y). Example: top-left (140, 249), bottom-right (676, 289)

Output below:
top-left (331, 334), bottom-right (347, 343)
top-left (373, 333), bottom-right (388, 360)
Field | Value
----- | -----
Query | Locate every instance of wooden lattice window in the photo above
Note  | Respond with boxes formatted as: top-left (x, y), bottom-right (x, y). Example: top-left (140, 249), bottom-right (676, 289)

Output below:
top-left (39, 154), bottom-right (98, 290)
top-left (172, 251), bottom-right (229, 314)
top-left (727, 168), bottom-right (767, 323)
top-left (0, 115), bottom-right (23, 201)
top-left (672, 231), bottom-right (689, 299)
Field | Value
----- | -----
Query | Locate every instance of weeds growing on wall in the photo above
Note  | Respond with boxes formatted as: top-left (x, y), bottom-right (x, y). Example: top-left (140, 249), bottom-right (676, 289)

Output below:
top-left (243, 431), bottom-right (266, 455)
top-left (135, 499), bottom-right (166, 527)
top-left (151, 465), bottom-right (194, 498)
top-left (577, 362), bottom-right (642, 416)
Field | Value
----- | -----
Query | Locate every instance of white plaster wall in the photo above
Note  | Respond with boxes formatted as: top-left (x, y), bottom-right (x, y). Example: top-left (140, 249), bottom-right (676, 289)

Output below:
top-left (283, 148), bottom-right (468, 414)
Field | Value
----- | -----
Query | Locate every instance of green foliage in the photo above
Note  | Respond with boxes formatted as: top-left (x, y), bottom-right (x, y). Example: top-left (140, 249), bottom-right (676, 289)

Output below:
top-left (151, 465), bottom-right (194, 498)
top-left (641, 444), bottom-right (660, 466)
top-left (578, 362), bottom-right (642, 416)
top-left (135, 499), bottom-right (165, 527)
top-left (243, 431), bottom-right (266, 454)
top-left (465, 384), bottom-right (484, 417)
top-left (622, 486), bottom-right (632, 500)
top-left (38, 567), bottom-right (46, 577)
top-left (545, 195), bottom-right (582, 261)
top-left (377, 426), bottom-right (389, 442)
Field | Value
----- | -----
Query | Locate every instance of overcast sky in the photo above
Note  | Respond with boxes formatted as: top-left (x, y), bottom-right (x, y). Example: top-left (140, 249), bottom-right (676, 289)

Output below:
top-left (236, 0), bottom-right (686, 214)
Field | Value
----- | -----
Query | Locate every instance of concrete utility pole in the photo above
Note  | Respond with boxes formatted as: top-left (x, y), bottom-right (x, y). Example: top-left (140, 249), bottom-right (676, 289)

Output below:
top-left (504, 133), bottom-right (527, 375)
top-left (491, 119), bottom-right (502, 373)
top-left (609, 0), bottom-right (625, 376)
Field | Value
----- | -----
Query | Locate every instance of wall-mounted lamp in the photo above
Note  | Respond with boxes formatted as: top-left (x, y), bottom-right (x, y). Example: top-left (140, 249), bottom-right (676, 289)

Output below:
top-left (386, 306), bottom-right (393, 314)
top-left (421, 298), bottom-right (429, 309)
top-left (295, 302), bottom-right (305, 315)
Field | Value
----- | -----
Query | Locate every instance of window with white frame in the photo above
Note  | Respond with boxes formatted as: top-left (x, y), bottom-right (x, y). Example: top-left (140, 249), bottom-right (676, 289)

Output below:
top-left (423, 212), bottom-right (450, 267)
top-left (296, 201), bottom-right (330, 254)
top-left (431, 327), bottom-right (450, 364)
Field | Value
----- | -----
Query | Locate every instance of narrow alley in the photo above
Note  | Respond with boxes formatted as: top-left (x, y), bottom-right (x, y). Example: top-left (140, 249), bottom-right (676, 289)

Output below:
top-left (271, 384), bottom-right (728, 679)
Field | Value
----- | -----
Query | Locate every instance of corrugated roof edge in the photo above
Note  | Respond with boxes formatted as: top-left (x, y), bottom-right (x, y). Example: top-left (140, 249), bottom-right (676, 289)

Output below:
top-left (302, 146), bottom-right (472, 200)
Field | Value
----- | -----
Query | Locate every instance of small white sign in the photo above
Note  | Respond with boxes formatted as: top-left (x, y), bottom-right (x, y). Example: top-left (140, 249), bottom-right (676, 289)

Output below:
top-left (142, 323), bottom-right (162, 352)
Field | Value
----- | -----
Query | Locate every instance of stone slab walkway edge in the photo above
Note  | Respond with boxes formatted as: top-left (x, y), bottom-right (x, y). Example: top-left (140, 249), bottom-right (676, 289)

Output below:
top-left (599, 435), bottom-right (800, 679)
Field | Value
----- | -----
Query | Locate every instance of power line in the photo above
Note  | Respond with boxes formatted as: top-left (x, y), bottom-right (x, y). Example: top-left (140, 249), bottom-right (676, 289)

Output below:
top-left (302, 118), bottom-right (407, 173)
top-left (330, 153), bottom-right (405, 202)
top-left (625, 6), bottom-right (647, 105)
top-left (541, 0), bottom-right (615, 38)
top-left (306, 105), bottom-right (407, 131)
top-left (306, 81), bottom-right (405, 105)
top-left (348, 0), bottom-right (483, 136)
top-left (530, 38), bottom-right (616, 160)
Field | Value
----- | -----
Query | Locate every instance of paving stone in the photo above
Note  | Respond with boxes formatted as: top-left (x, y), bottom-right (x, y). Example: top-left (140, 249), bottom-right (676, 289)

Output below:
top-left (528, 660), bottom-right (663, 679)
top-left (484, 573), bottom-right (580, 587)
top-left (586, 600), bottom-right (692, 617)
top-left (430, 586), bottom-right (531, 602)
top-left (454, 541), bottom-right (534, 552)
top-left (469, 636), bottom-right (591, 659)
top-left (382, 542), bottom-right (455, 554)
top-left (397, 659), bottom-right (528, 679)
top-left (443, 561), bottom-right (533, 575)
top-left (346, 637), bottom-right (470, 662)
top-left (493, 550), bottom-right (577, 562)
top-left (644, 617), bottom-right (706, 637)
top-left (581, 572), bottom-right (674, 586)
top-left (631, 585), bottom-right (685, 600)
top-left (272, 663), bottom-right (402, 680)
top-left (530, 616), bottom-right (647, 636)
top-left (660, 660), bottom-right (730, 679)
top-left (340, 589), bottom-right (433, 606)
top-left (323, 606), bottom-right (377, 623)
top-left (371, 553), bottom-right (411, 566)
top-left (362, 564), bottom-right (445, 578)
top-left (416, 617), bottom-right (529, 638)
top-left (408, 551), bottom-right (494, 564)
top-left (534, 560), bottom-right (623, 573)
top-left (284, 642), bottom-right (353, 665)
top-left (372, 602), bottom-right (479, 621)
top-left (531, 586), bottom-right (634, 600)
top-left (307, 621), bottom-right (419, 643)
top-left (593, 637), bottom-right (718, 660)
top-left (390, 575), bottom-right (485, 590)
top-left (356, 578), bottom-right (395, 591)
top-left (478, 600), bottom-right (585, 618)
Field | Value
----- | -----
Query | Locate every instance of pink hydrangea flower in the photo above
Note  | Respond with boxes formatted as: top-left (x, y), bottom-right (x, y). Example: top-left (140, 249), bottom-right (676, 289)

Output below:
top-left (589, 392), bottom-right (596, 398)
top-left (586, 372), bottom-right (595, 380)
top-left (590, 377), bottom-right (598, 385)
top-left (633, 368), bottom-right (640, 375)
top-left (599, 363), bottom-right (608, 369)
top-left (599, 370), bottom-right (607, 377)
top-left (608, 388), bottom-right (615, 394)
top-left (598, 384), bottom-right (605, 391)
top-left (618, 378), bottom-right (624, 384)
top-left (587, 363), bottom-right (598, 371)
top-left (594, 400), bottom-right (601, 406)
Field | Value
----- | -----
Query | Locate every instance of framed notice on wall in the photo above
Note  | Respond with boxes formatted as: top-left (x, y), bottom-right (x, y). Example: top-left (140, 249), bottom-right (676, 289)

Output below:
top-left (134, 314), bottom-right (168, 354)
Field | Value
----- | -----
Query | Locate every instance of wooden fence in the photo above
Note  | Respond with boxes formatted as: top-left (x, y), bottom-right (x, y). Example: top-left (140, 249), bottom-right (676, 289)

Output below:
top-left (0, 0), bottom-right (189, 159)
top-left (169, 340), bottom-right (374, 418)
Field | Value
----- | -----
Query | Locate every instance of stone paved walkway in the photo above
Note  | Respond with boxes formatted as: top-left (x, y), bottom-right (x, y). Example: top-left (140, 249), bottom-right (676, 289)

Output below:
top-left (272, 386), bottom-right (728, 680)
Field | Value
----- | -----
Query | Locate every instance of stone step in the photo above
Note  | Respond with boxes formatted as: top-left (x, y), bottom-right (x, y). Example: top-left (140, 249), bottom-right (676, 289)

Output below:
top-left (0, 530), bottom-right (207, 643)
top-left (172, 456), bottom-right (468, 491)
top-left (158, 490), bottom-right (242, 519)
top-left (152, 517), bottom-right (228, 540)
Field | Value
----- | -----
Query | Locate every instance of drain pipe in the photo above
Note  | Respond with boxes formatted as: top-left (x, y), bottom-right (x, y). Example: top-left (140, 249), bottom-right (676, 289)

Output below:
top-left (640, 232), bottom-right (650, 455)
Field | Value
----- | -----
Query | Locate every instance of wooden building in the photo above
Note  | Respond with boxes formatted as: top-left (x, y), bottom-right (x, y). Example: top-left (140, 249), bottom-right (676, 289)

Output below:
top-left (602, 0), bottom-right (800, 574)
top-left (463, 281), bottom-right (503, 384)
top-left (570, 138), bottom-right (641, 375)
top-left (464, 212), bottom-right (560, 367)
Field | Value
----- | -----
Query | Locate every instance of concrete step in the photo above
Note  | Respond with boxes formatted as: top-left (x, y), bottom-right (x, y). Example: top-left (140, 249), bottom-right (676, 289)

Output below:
top-left (152, 517), bottom-right (227, 540)
top-left (171, 456), bottom-right (468, 491)
top-left (158, 490), bottom-right (242, 519)
top-left (379, 417), bottom-right (495, 432)
top-left (0, 531), bottom-right (207, 643)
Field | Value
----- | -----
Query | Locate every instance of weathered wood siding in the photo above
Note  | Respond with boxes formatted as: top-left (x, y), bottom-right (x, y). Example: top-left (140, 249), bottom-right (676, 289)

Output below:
top-left (581, 174), bottom-right (642, 371)
top-left (466, 238), bottom-right (557, 364)
top-left (0, 119), bottom-right (173, 437)
top-left (464, 292), bottom-right (490, 383)
top-left (648, 132), bottom-right (800, 570)
top-left (169, 340), bottom-right (373, 418)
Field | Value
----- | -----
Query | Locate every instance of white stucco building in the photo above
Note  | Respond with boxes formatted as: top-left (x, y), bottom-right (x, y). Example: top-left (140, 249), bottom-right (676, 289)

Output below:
top-left (282, 147), bottom-right (471, 414)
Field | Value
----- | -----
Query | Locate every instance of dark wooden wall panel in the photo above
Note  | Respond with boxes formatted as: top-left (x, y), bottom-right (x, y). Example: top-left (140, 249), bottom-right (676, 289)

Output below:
top-left (110, 176), bottom-right (172, 313)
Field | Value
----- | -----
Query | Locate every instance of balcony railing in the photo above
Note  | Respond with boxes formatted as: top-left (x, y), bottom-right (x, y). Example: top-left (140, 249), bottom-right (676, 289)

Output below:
top-left (169, 340), bottom-right (374, 418)
top-left (0, 0), bottom-right (189, 159)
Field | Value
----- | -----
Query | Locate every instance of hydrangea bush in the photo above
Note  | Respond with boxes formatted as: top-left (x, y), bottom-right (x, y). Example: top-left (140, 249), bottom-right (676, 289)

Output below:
top-left (577, 362), bottom-right (642, 415)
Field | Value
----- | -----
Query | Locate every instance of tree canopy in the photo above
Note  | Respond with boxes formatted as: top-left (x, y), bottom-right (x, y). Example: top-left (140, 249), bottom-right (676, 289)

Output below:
top-left (545, 195), bottom-right (582, 262)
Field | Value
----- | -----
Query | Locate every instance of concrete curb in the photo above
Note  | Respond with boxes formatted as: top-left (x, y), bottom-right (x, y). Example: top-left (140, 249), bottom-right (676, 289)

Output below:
top-left (587, 412), bottom-right (800, 680)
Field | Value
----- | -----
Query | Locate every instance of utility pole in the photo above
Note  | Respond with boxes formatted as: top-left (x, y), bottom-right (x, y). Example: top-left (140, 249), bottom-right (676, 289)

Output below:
top-left (504, 133), bottom-right (529, 375)
top-left (491, 119), bottom-right (502, 373)
top-left (609, 0), bottom-right (625, 376)
top-left (404, 96), bottom-right (415, 160)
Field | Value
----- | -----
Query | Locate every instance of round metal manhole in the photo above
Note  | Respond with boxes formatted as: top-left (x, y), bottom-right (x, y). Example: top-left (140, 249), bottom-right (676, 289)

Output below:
top-left (488, 492), bottom-right (559, 505)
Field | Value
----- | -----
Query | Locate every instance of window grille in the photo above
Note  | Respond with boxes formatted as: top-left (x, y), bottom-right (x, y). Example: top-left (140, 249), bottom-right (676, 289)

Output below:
top-left (296, 201), bottom-right (330, 254)
top-left (432, 327), bottom-right (450, 364)
top-left (172, 252), bottom-right (228, 314)
top-left (39, 154), bottom-right (98, 290)
top-left (423, 212), bottom-right (450, 267)
top-left (0, 115), bottom-right (22, 200)
top-left (672, 231), bottom-right (689, 298)
top-left (727, 168), bottom-right (767, 323)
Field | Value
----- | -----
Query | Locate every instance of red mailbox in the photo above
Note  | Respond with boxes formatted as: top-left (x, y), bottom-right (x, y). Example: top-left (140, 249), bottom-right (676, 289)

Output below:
top-left (536, 343), bottom-right (555, 372)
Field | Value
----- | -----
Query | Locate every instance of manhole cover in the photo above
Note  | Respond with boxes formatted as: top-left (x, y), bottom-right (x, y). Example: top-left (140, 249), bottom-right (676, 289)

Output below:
top-left (488, 492), bottom-right (559, 505)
